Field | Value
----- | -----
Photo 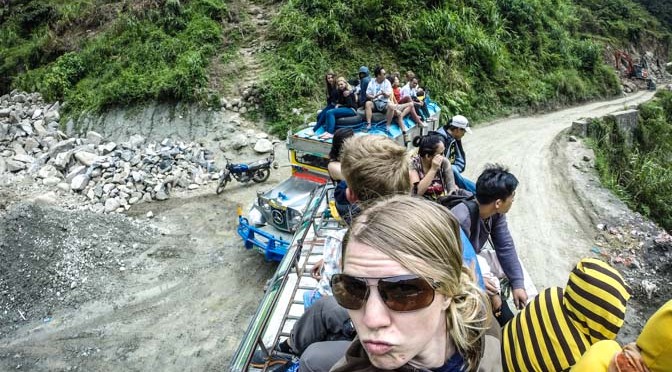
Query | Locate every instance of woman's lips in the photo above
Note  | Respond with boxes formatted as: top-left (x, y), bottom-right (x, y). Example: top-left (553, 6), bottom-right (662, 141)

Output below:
top-left (363, 340), bottom-right (393, 355)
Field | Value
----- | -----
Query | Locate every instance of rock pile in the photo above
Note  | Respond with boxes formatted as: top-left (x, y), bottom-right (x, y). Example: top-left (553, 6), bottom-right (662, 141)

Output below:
top-left (220, 84), bottom-right (261, 114)
top-left (0, 90), bottom-right (262, 213)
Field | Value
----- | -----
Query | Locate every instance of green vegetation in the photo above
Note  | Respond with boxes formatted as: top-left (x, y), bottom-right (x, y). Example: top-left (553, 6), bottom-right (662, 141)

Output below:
top-left (1, 0), bottom-right (233, 117)
top-left (590, 91), bottom-right (672, 231)
top-left (0, 0), bottom-right (669, 136)
top-left (634, 0), bottom-right (672, 31)
top-left (257, 0), bottom-right (668, 135)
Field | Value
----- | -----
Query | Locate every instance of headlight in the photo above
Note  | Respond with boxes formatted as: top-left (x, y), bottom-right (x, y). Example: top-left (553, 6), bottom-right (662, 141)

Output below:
top-left (258, 197), bottom-right (271, 212)
top-left (288, 208), bottom-right (303, 229)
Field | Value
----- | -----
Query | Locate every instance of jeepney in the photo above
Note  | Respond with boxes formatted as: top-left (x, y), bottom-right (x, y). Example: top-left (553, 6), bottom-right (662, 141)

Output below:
top-left (237, 100), bottom-right (442, 262)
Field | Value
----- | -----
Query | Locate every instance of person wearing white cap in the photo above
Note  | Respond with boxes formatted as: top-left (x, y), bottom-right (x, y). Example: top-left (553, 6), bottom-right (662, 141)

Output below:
top-left (434, 115), bottom-right (476, 193)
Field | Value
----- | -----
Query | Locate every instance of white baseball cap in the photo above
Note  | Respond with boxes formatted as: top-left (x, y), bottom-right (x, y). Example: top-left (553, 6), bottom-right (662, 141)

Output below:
top-left (451, 115), bottom-right (472, 133)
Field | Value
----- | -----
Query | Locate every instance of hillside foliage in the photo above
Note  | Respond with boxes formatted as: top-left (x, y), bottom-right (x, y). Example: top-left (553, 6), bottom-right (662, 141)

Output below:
top-left (258, 0), bottom-right (667, 134)
top-left (1, 0), bottom-right (231, 115)
top-left (0, 0), bottom-right (669, 133)
top-left (634, 0), bottom-right (672, 32)
top-left (590, 91), bottom-right (672, 231)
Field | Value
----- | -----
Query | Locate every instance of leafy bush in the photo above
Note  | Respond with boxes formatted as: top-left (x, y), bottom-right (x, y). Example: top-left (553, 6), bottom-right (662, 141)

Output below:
top-left (4, 0), bottom-right (226, 117)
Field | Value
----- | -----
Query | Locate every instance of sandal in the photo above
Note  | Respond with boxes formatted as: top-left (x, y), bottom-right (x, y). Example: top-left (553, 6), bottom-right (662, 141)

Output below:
top-left (364, 123), bottom-right (371, 132)
top-left (402, 131), bottom-right (409, 146)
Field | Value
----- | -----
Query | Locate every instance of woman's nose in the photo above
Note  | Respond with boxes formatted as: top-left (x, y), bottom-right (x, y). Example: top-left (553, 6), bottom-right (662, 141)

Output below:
top-left (361, 287), bottom-right (392, 330)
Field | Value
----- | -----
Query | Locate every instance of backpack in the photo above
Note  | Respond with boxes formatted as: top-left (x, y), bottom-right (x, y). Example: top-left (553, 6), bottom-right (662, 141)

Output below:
top-left (439, 191), bottom-right (480, 239)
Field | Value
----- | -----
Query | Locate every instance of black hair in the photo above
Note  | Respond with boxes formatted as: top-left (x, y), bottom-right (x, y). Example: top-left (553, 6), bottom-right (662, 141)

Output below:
top-left (374, 66), bottom-right (384, 77)
top-left (412, 134), bottom-right (444, 158)
top-left (329, 128), bottom-right (355, 161)
top-left (475, 164), bottom-right (519, 204)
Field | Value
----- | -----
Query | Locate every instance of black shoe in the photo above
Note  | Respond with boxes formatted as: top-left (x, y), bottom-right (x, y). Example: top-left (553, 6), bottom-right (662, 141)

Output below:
top-left (249, 349), bottom-right (292, 368)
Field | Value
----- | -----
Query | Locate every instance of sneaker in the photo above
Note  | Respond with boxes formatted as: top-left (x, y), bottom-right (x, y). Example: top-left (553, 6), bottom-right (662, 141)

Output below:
top-left (249, 349), bottom-right (292, 368)
top-left (305, 128), bottom-right (315, 136)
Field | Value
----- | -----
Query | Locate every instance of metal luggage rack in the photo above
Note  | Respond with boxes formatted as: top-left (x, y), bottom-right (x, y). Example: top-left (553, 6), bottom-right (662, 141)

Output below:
top-left (229, 184), bottom-right (341, 371)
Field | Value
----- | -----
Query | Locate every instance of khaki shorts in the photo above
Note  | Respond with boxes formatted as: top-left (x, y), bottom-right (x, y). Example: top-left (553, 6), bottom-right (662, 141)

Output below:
top-left (373, 100), bottom-right (388, 112)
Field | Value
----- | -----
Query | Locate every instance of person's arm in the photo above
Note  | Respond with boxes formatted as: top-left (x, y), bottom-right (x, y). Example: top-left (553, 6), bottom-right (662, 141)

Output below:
top-left (441, 158), bottom-right (457, 193)
top-left (400, 85), bottom-right (410, 99)
top-left (366, 82), bottom-right (376, 100)
top-left (452, 140), bottom-right (466, 173)
top-left (328, 161), bottom-right (344, 181)
top-left (345, 93), bottom-right (356, 109)
top-left (411, 155), bottom-right (442, 196)
top-left (490, 214), bottom-right (527, 308)
top-left (380, 80), bottom-right (392, 98)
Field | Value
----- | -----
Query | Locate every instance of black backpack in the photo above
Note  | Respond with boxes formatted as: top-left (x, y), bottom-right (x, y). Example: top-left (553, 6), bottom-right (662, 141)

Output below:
top-left (438, 191), bottom-right (480, 239)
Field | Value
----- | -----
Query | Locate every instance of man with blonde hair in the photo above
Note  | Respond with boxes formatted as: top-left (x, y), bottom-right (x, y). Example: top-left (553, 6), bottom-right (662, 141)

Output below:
top-left (340, 134), bottom-right (410, 206)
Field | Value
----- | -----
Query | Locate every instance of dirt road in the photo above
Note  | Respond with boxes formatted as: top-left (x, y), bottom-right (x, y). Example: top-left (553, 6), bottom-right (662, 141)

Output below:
top-left (0, 91), bottom-right (658, 370)
top-left (465, 90), bottom-right (656, 290)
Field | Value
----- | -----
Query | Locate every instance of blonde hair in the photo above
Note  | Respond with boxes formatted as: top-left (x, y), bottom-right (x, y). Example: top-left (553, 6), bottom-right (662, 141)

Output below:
top-left (340, 135), bottom-right (410, 201)
top-left (344, 195), bottom-right (490, 371)
top-left (335, 76), bottom-right (352, 91)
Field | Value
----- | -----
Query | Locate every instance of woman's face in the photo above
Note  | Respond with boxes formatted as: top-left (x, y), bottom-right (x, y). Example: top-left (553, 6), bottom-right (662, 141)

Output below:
top-left (393, 77), bottom-right (400, 87)
top-left (343, 240), bottom-right (450, 369)
top-left (326, 74), bottom-right (335, 84)
top-left (337, 80), bottom-right (347, 90)
top-left (425, 142), bottom-right (445, 159)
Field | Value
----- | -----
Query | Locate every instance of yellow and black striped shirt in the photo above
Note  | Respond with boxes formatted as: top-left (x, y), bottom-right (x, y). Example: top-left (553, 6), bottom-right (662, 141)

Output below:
top-left (502, 259), bottom-right (631, 372)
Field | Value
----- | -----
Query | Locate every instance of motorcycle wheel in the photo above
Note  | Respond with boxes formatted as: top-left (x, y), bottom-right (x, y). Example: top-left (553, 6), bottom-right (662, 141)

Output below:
top-left (252, 168), bottom-right (270, 183)
top-left (216, 177), bottom-right (229, 195)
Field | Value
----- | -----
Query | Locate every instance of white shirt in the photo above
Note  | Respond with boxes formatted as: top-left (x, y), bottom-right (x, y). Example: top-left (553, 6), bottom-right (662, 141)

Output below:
top-left (400, 83), bottom-right (417, 99)
top-left (366, 78), bottom-right (392, 103)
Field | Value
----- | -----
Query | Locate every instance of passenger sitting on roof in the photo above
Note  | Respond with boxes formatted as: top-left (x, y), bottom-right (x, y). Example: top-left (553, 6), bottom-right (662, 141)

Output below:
top-left (502, 258), bottom-right (631, 372)
top-left (416, 86), bottom-right (432, 120)
top-left (317, 78), bottom-right (358, 139)
top-left (398, 76), bottom-right (426, 127)
top-left (410, 133), bottom-right (457, 200)
top-left (385, 75), bottom-right (413, 144)
top-left (451, 164), bottom-right (529, 315)
top-left (364, 66), bottom-right (392, 132)
top-left (294, 136), bottom-right (486, 372)
top-left (301, 128), bottom-right (354, 308)
top-left (356, 66), bottom-right (371, 109)
top-left (435, 115), bottom-right (476, 193)
top-left (326, 128), bottom-right (355, 218)
top-left (330, 195), bottom-right (499, 371)
top-left (311, 70), bottom-right (338, 135)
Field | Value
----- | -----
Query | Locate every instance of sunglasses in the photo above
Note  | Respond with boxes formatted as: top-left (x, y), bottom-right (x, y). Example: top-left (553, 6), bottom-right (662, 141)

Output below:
top-left (330, 274), bottom-right (437, 312)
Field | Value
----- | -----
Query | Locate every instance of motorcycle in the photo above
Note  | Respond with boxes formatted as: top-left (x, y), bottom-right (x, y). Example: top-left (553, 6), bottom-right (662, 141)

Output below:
top-left (216, 149), bottom-right (277, 194)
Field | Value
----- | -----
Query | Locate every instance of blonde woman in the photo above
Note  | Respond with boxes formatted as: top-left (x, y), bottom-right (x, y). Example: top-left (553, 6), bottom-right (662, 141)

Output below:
top-left (330, 195), bottom-right (500, 371)
top-left (318, 76), bottom-right (358, 139)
